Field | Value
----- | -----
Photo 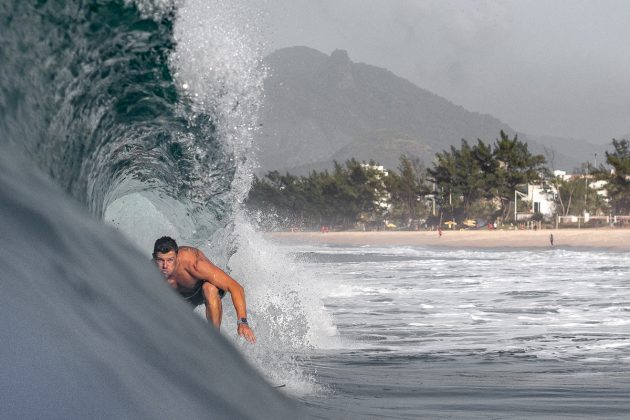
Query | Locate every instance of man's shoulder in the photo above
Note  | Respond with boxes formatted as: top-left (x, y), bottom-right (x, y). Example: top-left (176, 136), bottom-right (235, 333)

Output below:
top-left (177, 246), bottom-right (200, 262)
top-left (178, 246), bottom-right (199, 253)
top-left (178, 246), bottom-right (215, 272)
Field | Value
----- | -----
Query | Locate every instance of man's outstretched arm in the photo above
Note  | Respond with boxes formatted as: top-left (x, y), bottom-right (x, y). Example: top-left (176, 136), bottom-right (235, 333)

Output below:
top-left (186, 256), bottom-right (256, 343)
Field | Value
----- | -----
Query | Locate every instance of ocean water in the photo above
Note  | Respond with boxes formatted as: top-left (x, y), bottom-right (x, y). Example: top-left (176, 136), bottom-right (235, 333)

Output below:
top-left (277, 243), bottom-right (630, 419)
top-left (4, 0), bottom-right (630, 418)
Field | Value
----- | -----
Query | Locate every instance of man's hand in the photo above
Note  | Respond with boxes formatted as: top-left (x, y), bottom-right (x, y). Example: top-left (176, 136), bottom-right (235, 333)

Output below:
top-left (238, 323), bottom-right (256, 343)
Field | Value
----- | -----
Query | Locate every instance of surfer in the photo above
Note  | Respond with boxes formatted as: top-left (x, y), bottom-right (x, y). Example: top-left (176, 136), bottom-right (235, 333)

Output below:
top-left (152, 236), bottom-right (256, 343)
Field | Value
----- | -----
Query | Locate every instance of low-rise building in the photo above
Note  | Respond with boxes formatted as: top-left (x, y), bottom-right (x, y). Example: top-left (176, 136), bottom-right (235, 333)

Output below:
top-left (528, 183), bottom-right (556, 216)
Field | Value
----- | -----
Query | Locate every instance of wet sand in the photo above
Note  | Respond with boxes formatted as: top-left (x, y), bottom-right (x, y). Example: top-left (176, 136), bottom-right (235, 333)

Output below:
top-left (268, 229), bottom-right (630, 251)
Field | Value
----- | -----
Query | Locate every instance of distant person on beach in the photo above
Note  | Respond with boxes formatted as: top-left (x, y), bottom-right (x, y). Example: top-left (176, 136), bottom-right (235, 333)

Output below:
top-left (549, 234), bottom-right (554, 246)
top-left (438, 227), bottom-right (443, 237)
top-left (152, 236), bottom-right (256, 343)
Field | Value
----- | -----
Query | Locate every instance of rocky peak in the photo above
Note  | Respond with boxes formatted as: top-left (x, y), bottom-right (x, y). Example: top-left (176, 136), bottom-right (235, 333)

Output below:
top-left (324, 49), bottom-right (355, 90)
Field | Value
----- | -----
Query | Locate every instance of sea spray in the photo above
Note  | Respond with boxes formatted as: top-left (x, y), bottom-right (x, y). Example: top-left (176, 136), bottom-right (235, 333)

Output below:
top-left (169, 0), bottom-right (265, 205)
top-left (211, 214), bottom-right (340, 395)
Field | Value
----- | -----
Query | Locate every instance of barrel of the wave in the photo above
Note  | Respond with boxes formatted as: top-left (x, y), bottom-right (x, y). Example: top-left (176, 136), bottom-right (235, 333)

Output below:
top-left (0, 0), bottom-right (238, 224)
top-left (0, 0), bottom-right (301, 416)
top-left (0, 148), bottom-right (302, 418)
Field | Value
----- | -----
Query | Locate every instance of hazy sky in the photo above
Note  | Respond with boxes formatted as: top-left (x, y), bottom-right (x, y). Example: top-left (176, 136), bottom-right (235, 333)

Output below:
top-left (260, 0), bottom-right (630, 144)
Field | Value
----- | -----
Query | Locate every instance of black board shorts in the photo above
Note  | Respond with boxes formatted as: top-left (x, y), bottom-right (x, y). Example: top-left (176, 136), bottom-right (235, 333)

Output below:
top-left (179, 281), bottom-right (226, 307)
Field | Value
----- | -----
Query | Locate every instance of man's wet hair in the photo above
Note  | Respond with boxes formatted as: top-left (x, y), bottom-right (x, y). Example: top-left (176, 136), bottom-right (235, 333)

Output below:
top-left (153, 236), bottom-right (178, 258)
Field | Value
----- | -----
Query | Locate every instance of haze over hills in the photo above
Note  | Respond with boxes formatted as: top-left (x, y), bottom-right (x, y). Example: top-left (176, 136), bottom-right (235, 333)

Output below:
top-left (255, 46), bottom-right (609, 175)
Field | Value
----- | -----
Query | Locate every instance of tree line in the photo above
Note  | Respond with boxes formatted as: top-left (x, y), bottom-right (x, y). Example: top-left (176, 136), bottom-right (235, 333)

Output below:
top-left (246, 131), bottom-right (630, 230)
top-left (247, 157), bottom-right (428, 230)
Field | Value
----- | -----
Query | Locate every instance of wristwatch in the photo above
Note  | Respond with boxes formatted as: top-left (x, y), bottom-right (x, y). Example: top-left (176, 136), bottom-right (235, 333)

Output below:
top-left (237, 317), bottom-right (248, 326)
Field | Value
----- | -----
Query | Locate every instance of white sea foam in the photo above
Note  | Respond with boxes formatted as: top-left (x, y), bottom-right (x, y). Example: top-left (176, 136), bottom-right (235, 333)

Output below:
top-left (280, 242), bottom-right (630, 365)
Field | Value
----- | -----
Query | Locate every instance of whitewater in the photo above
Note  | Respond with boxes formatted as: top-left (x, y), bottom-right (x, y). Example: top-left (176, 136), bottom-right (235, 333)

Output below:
top-left (3, 0), bottom-right (630, 419)
top-left (288, 243), bottom-right (630, 418)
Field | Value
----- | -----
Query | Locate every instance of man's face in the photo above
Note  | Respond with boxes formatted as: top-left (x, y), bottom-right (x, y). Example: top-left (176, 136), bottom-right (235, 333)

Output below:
top-left (154, 250), bottom-right (177, 277)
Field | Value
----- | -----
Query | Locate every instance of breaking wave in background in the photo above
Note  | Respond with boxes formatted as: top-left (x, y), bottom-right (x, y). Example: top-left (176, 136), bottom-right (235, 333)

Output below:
top-left (0, 0), bottom-right (335, 394)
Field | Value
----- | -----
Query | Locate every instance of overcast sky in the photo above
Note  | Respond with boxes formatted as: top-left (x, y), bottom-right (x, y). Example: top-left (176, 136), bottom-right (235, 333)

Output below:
top-left (259, 0), bottom-right (630, 144)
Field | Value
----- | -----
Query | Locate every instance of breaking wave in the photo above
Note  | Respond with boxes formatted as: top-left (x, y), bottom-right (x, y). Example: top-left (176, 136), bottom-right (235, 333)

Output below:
top-left (0, 0), bottom-right (335, 396)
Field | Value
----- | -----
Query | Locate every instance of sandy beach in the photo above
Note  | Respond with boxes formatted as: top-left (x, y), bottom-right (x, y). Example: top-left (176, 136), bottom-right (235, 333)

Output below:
top-left (268, 228), bottom-right (630, 251)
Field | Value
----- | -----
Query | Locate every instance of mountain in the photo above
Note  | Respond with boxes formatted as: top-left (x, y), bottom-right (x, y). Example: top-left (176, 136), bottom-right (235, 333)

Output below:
top-left (256, 46), bottom-right (605, 175)
top-left (332, 130), bottom-right (431, 170)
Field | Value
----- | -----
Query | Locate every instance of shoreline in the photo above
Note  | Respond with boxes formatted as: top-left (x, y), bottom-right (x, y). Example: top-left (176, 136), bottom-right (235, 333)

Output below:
top-left (267, 228), bottom-right (630, 251)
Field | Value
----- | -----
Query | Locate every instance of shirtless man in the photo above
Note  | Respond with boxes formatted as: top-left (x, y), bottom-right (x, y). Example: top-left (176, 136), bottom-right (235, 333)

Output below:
top-left (152, 236), bottom-right (256, 343)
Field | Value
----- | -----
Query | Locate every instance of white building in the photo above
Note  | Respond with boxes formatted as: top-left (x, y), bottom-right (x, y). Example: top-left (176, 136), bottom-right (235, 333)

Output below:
top-left (527, 184), bottom-right (556, 216)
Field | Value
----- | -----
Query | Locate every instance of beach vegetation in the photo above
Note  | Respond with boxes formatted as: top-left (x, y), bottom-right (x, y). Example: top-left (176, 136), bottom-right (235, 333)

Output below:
top-left (550, 170), bottom-right (607, 217)
top-left (598, 138), bottom-right (630, 214)
top-left (428, 131), bottom-right (547, 223)
top-left (384, 156), bottom-right (431, 224)
top-left (248, 159), bottom-right (397, 229)
top-left (248, 132), bottom-right (630, 230)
